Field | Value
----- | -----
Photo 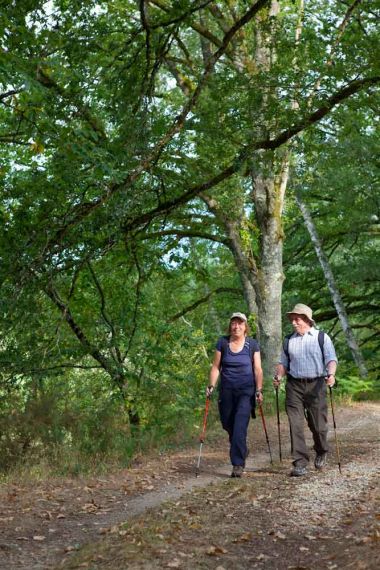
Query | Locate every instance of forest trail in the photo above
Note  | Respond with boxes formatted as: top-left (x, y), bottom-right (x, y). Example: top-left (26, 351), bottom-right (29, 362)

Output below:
top-left (0, 401), bottom-right (379, 570)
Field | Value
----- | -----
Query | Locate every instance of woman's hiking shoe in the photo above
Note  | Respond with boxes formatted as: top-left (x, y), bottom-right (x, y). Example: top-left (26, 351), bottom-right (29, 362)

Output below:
top-left (290, 466), bottom-right (307, 477)
top-left (231, 465), bottom-right (244, 478)
top-left (315, 453), bottom-right (328, 470)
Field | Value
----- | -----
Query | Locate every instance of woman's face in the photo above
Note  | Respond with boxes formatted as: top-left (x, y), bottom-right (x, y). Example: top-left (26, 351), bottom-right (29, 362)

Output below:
top-left (229, 318), bottom-right (247, 336)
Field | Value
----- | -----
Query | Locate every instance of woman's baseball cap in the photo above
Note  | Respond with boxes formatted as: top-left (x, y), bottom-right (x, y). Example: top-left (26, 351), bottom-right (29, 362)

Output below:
top-left (230, 312), bottom-right (247, 322)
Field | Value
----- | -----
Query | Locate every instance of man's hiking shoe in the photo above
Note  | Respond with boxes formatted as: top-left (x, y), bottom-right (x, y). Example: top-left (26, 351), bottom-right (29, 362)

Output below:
top-left (315, 453), bottom-right (328, 470)
top-left (231, 465), bottom-right (244, 478)
top-left (290, 466), bottom-right (307, 477)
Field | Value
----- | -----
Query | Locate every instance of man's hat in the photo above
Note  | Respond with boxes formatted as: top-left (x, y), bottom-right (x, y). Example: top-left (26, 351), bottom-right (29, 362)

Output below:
top-left (286, 303), bottom-right (315, 325)
top-left (230, 312), bottom-right (247, 322)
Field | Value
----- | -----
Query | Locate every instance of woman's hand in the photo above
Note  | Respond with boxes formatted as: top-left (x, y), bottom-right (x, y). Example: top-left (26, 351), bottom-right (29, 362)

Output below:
top-left (206, 385), bottom-right (214, 398)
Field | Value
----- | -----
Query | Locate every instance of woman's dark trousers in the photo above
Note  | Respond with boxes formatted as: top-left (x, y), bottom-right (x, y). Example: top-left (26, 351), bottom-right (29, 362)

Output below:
top-left (219, 386), bottom-right (254, 467)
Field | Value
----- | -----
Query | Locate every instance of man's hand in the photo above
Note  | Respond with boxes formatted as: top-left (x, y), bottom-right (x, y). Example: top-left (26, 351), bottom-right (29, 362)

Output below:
top-left (273, 374), bottom-right (281, 388)
top-left (325, 374), bottom-right (336, 387)
top-left (206, 385), bottom-right (214, 398)
top-left (256, 389), bottom-right (263, 403)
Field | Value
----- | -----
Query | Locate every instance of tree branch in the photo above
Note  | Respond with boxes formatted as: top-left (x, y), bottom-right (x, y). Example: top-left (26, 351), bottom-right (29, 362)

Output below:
top-left (39, 1), bottom-right (270, 255)
top-left (0, 89), bottom-right (22, 101)
top-left (147, 0), bottom-right (215, 29)
top-left (45, 284), bottom-right (107, 365)
top-left (39, 71), bottom-right (377, 271)
top-left (169, 287), bottom-right (241, 322)
top-left (137, 228), bottom-right (230, 246)
top-left (87, 261), bottom-right (123, 364)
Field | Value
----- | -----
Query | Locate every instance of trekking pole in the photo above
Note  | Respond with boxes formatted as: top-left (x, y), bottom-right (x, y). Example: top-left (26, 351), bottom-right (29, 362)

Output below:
top-left (258, 403), bottom-right (273, 465)
top-left (329, 386), bottom-right (342, 474)
top-left (275, 386), bottom-right (282, 462)
top-left (195, 396), bottom-right (211, 477)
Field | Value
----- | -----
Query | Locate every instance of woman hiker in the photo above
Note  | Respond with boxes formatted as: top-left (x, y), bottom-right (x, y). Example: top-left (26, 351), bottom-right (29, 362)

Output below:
top-left (206, 312), bottom-right (264, 478)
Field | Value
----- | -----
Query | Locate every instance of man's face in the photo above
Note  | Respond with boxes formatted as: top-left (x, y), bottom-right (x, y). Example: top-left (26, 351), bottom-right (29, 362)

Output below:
top-left (288, 314), bottom-right (311, 335)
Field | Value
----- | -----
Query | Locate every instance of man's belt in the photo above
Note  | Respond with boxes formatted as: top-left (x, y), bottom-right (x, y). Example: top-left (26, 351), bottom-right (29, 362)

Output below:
top-left (288, 375), bottom-right (325, 383)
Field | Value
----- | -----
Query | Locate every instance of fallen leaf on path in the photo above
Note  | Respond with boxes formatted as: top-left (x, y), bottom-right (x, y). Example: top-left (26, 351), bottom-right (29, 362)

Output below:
top-left (81, 503), bottom-right (99, 513)
top-left (233, 532), bottom-right (252, 542)
top-left (167, 559), bottom-right (181, 567)
top-left (356, 536), bottom-right (372, 544)
top-left (33, 536), bottom-right (46, 541)
top-left (206, 545), bottom-right (228, 555)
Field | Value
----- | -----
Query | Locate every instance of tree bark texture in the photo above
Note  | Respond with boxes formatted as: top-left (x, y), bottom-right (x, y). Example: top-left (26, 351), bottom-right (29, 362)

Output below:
top-left (250, 154), bottom-right (287, 377)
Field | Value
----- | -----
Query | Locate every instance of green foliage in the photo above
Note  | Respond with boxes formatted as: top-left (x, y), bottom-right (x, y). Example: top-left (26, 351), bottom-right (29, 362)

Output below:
top-left (0, 0), bottom-right (378, 475)
top-left (335, 375), bottom-right (377, 401)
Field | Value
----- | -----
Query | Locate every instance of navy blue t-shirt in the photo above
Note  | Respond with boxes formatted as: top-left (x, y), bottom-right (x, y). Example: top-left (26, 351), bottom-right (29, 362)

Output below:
top-left (216, 336), bottom-right (260, 389)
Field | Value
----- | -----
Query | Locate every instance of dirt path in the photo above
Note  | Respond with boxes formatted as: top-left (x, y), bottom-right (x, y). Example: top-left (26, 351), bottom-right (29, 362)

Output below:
top-left (0, 402), bottom-right (379, 569)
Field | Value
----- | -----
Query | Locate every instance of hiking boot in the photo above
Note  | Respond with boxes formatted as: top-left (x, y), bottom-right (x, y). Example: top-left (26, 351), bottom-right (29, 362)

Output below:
top-left (315, 453), bottom-right (328, 470)
top-left (231, 465), bottom-right (244, 478)
top-left (290, 465), bottom-right (307, 477)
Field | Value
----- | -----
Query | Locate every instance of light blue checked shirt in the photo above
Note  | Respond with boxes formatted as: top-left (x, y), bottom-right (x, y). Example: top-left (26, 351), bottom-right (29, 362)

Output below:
top-left (280, 327), bottom-right (337, 378)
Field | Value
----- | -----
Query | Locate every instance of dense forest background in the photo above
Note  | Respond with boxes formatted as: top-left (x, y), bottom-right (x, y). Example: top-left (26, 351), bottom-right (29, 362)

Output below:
top-left (0, 0), bottom-right (379, 475)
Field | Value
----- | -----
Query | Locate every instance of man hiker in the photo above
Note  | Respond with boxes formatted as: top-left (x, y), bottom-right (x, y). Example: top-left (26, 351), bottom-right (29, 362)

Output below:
top-left (273, 303), bottom-right (337, 477)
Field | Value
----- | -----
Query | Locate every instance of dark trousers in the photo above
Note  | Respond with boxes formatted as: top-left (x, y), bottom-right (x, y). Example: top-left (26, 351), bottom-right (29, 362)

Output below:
top-left (285, 377), bottom-right (329, 468)
top-left (218, 385), bottom-right (254, 467)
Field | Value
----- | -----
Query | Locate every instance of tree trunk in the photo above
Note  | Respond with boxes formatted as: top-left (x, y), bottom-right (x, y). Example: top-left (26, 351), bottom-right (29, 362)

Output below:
top-left (296, 193), bottom-right (368, 377)
top-left (250, 154), bottom-right (287, 377)
top-left (200, 194), bottom-right (257, 315)
top-left (224, 218), bottom-right (258, 315)
top-left (246, 1), bottom-right (286, 377)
